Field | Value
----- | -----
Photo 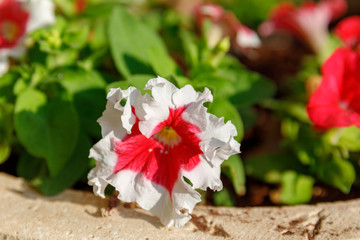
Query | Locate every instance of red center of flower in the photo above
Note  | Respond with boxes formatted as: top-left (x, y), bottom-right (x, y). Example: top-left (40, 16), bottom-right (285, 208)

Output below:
top-left (113, 107), bottom-right (202, 195)
top-left (0, 0), bottom-right (29, 49)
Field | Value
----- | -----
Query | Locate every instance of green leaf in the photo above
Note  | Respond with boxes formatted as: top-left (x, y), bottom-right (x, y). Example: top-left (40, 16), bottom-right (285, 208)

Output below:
top-left (14, 88), bottom-right (79, 176)
top-left (208, 98), bottom-right (244, 141)
top-left (0, 70), bottom-right (19, 103)
top-left (89, 19), bottom-right (108, 50)
top-left (229, 72), bottom-right (276, 107)
top-left (108, 6), bottom-right (175, 78)
top-left (35, 134), bottom-right (92, 196)
top-left (0, 144), bottom-right (10, 164)
top-left (147, 46), bottom-right (177, 76)
top-left (245, 153), bottom-right (306, 184)
top-left (281, 118), bottom-right (300, 141)
top-left (317, 159), bottom-right (356, 194)
top-left (222, 154), bottom-right (246, 195)
top-left (328, 127), bottom-right (360, 151)
top-left (262, 100), bottom-right (310, 123)
top-left (280, 171), bottom-right (314, 205)
top-left (54, 68), bottom-right (107, 138)
top-left (17, 153), bottom-right (46, 181)
top-left (180, 30), bottom-right (199, 68)
top-left (0, 103), bottom-right (13, 164)
top-left (63, 23), bottom-right (90, 50)
top-left (238, 107), bottom-right (257, 130)
top-left (46, 49), bottom-right (78, 69)
top-left (106, 74), bottom-right (155, 93)
top-left (213, 188), bottom-right (235, 206)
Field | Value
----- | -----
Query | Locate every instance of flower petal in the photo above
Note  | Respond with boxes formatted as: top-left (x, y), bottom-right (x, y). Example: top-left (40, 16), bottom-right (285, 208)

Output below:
top-left (0, 53), bottom-right (9, 77)
top-left (25, 0), bottom-right (56, 33)
top-left (199, 114), bottom-right (240, 166)
top-left (335, 16), bottom-right (360, 49)
top-left (183, 155), bottom-right (223, 191)
top-left (98, 87), bottom-right (143, 138)
top-left (235, 26), bottom-right (261, 49)
top-left (107, 170), bottom-right (201, 227)
top-left (145, 76), bottom-right (178, 109)
top-left (88, 132), bottom-right (118, 198)
top-left (307, 48), bottom-right (360, 129)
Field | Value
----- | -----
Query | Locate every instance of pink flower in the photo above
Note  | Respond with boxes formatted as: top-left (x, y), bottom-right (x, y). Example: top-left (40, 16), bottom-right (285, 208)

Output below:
top-left (335, 16), bottom-right (360, 51)
top-left (0, 0), bottom-right (55, 76)
top-left (194, 3), bottom-right (261, 49)
top-left (88, 77), bottom-right (240, 227)
top-left (307, 48), bottom-right (360, 129)
top-left (259, 0), bottom-right (347, 53)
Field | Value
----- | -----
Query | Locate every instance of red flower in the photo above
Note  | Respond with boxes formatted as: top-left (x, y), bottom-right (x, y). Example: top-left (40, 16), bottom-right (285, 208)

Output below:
top-left (74, 0), bottom-right (87, 14)
top-left (307, 48), bottom-right (360, 129)
top-left (0, 0), bottom-right (29, 49)
top-left (335, 16), bottom-right (360, 51)
top-left (259, 0), bottom-right (347, 53)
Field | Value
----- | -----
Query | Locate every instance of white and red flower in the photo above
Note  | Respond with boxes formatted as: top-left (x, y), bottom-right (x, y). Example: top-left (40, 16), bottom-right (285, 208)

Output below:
top-left (88, 77), bottom-right (240, 227)
top-left (0, 0), bottom-right (55, 76)
top-left (259, 0), bottom-right (347, 53)
top-left (194, 3), bottom-right (261, 49)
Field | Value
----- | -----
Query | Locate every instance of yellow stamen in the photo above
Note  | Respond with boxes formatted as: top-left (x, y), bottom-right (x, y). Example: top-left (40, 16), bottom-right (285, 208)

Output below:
top-left (153, 126), bottom-right (181, 147)
top-left (1, 21), bottom-right (19, 42)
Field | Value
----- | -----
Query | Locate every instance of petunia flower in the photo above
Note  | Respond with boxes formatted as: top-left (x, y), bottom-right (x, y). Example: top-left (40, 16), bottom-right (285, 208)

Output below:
top-left (88, 77), bottom-right (240, 227)
top-left (0, 0), bottom-right (55, 76)
top-left (259, 0), bottom-right (347, 53)
top-left (307, 48), bottom-right (360, 129)
top-left (194, 3), bottom-right (261, 49)
top-left (335, 16), bottom-right (360, 51)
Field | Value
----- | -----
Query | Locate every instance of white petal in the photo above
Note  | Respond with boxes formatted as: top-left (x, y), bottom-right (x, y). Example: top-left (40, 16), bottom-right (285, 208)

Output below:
top-left (236, 27), bottom-right (262, 49)
top-left (183, 156), bottom-right (223, 191)
top-left (172, 84), bottom-right (199, 108)
top-left (181, 87), bottom-right (213, 131)
top-left (145, 76), bottom-right (178, 109)
top-left (6, 42), bottom-right (26, 58)
top-left (295, 5), bottom-right (330, 52)
top-left (138, 100), bottom-right (169, 138)
top-left (98, 87), bottom-right (142, 138)
top-left (169, 178), bottom-right (201, 227)
top-left (0, 53), bottom-right (9, 77)
top-left (88, 132), bottom-right (118, 198)
top-left (106, 170), bottom-right (201, 227)
top-left (183, 96), bottom-right (240, 167)
top-left (199, 115), bottom-right (240, 165)
top-left (24, 0), bottom-right (56, 33)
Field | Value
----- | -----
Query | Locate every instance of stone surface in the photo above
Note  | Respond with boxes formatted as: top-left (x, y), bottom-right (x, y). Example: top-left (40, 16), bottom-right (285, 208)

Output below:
top-left (1, 172), bottom-right (360, 240)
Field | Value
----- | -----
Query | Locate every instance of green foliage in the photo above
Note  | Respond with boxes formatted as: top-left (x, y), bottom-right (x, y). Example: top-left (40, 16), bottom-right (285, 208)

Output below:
top-left (108, 6), bottom-right (177, 78)
top-left (213, 188), bottom-right (235, 206)
top-left (280, 171), bottom-right (314, 205)
top-left (222, 155), bottom-right (246, 195)
top-left (221, 0), bottom-right (284, 27)
top-left (14, 88), bottom-right (79, 176)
